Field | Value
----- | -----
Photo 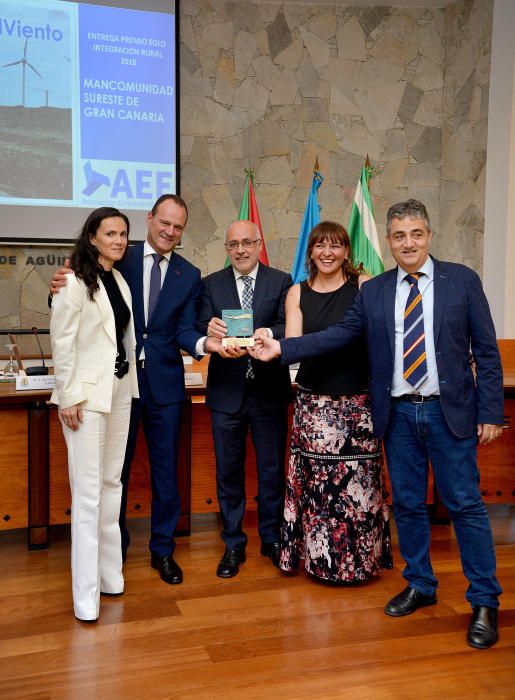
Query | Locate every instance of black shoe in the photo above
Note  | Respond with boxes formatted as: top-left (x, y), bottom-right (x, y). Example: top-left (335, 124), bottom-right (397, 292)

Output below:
top-left (384, 586), bottom-right (437, 617)
top-left (260, 542), bottom-right (281, 567)
top-left (216, 548), bottom-right (246, 578)
top-left (150, 553), bottom-right (183, 585)
top-left (467, 606), bottom-right (499, 649)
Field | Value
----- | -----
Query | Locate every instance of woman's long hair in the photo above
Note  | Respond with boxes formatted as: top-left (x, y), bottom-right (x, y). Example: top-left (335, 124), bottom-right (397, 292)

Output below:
top-left (70, 207), bottom-right (130, 300)
top-left (306, 221), bottom-right (361, 286)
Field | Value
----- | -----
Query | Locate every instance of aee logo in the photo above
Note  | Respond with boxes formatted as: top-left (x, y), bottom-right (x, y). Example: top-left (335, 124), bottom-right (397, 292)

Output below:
top-left (82, 161), bottom-right (172, 198)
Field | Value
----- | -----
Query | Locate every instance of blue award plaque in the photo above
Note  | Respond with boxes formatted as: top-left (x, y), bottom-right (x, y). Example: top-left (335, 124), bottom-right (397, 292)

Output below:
top-left (221, 309), bottom-right (255, 347)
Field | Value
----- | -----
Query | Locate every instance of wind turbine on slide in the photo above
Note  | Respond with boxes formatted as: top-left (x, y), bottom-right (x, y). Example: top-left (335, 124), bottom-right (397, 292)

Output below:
top-left (2, 39), bottom-right (43, 107)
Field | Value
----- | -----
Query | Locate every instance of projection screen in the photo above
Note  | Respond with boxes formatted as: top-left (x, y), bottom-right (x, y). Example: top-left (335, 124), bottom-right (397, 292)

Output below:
top-left (0, 0), bottom-right (178, 242)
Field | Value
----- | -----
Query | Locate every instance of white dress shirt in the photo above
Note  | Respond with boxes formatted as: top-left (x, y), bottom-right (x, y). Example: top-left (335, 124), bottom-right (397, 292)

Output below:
top-left (391, 256), bottom-right (440, 397)
top-left (143, 241), bottom-right (172, 322)
top-left (140, 241), bottom-right (172, 359)
top-left (233, 263), bottom-right (258, 304)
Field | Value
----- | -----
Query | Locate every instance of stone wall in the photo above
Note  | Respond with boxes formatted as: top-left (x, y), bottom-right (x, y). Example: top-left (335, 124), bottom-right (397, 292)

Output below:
top-left (439, 0), bottom-right (493, 272)
top-left (0, 249), bottom-right (69, 356)
top-left (178, 1), bottom-right (447, 274)
top-left (0, 0), bottom-right (494, 338)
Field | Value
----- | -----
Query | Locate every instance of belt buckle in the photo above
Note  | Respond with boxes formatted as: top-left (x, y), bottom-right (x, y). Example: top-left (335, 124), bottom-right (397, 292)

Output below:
top-left (412, 394), bottom-right (425, 403)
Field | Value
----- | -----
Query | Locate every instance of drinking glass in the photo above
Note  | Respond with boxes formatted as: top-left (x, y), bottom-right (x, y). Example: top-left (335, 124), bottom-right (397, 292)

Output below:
top-left (4, 343), bottom-right (18, 376)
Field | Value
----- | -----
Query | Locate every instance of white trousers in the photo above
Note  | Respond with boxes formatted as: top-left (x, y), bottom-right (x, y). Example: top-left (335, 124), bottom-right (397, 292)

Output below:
top-left (63, 373), bottom-right (132, 620)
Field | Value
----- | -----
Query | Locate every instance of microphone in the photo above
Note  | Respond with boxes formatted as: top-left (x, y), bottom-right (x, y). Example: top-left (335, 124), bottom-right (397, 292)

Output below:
top-left (26, 327), bottom-right (49, 376)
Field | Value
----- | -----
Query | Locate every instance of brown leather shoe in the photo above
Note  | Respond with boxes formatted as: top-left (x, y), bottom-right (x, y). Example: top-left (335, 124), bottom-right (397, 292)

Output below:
top-left (384, 586), bottom-right (437, 617)
top-left (467, 606), bottom-right (499, 649)
top-left (151, 553), bottom-right (183, 584)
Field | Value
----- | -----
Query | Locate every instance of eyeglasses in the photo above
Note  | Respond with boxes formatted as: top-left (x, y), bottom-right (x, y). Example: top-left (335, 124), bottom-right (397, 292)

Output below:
top-left (225, 239), bottom-right (261, 252)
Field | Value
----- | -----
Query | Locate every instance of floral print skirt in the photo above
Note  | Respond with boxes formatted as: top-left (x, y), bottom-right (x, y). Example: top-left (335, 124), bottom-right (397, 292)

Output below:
top-left (280, 388), bottom-right (393, 582)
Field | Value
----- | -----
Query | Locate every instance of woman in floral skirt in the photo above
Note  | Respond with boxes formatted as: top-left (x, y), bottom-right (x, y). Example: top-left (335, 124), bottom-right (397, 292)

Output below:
top-left (280, 221), bottom-right (393, 582)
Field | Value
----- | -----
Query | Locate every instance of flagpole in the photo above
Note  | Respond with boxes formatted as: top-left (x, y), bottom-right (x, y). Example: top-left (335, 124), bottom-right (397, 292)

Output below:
top-left (227, 168), bottom-right (269, 267)
top-left (291, 158), bottom-right (324, 284)
top-left (347, 157), bottom-right (384, 277)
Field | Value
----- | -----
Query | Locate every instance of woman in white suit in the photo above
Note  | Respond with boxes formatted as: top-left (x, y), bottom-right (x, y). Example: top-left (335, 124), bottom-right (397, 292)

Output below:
top-left (50, 207), bottom-right (139, 622)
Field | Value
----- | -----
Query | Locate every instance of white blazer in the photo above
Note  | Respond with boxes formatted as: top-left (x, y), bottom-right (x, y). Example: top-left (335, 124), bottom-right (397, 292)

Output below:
top-left (50, 269), bottom-right (139, 412)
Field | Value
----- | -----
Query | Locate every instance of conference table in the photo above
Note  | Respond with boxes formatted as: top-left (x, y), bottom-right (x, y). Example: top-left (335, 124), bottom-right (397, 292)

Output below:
top-left (1, 343), bottom-right (514, 549)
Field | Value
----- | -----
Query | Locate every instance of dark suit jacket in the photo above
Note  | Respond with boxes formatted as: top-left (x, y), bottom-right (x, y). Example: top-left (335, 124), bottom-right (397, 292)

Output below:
top-left (118, 244), bottom-right (202, 406)
top-left (198, 263), bottom-right (293, 414)
top-left (281, 257), bottom-right (504, 439)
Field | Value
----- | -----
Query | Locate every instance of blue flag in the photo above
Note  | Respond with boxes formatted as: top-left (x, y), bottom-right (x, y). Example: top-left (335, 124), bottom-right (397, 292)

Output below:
top-left (291, 171), bottom-right (324, 284)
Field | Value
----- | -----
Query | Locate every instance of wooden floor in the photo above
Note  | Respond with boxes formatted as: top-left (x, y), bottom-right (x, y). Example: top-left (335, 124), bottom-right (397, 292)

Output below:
top-left (0, 507), bottom-right (514, 700)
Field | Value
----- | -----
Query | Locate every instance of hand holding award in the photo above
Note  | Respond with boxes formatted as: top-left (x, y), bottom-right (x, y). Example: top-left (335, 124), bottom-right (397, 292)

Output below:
top-left (221, 309), bottom-right (255, 348)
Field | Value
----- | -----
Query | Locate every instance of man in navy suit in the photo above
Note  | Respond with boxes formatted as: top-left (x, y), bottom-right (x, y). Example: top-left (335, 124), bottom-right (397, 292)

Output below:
top-left (250, 200), bottom-right (504, 648)
top-left (52, 194), bottom-right (218, 585)
top-left (197, 220), bottom-right (292, 578)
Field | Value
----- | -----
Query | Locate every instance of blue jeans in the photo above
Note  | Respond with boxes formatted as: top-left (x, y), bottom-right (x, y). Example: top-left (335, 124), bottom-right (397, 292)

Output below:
top-left (383, 399), bottom-right (501, 609)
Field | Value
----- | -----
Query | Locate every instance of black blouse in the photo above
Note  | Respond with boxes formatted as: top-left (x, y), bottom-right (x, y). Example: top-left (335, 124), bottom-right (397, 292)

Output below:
top-left (100, 268), bottom-right (130, 364)
top-left (295, 281), bottom-right (368, 395)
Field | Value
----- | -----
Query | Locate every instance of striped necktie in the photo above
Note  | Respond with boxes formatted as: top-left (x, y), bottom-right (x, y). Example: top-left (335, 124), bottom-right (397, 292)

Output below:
top-left (403, 273), bottom-right (427, 389)
top-left (240, 275), bottom-right (254, 379)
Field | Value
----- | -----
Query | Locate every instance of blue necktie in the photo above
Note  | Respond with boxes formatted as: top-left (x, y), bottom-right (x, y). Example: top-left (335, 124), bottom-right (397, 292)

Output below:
top-left (148, 253), bottom-right (164, 320)
top-left (240, 276), bottom-right (254, 380)
top-left (403, 273), bottom-right (427, 389)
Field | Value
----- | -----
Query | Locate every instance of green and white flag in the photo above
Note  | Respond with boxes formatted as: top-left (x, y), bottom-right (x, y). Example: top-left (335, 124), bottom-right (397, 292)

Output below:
top-left (348, 160), bottom-right (384, 277)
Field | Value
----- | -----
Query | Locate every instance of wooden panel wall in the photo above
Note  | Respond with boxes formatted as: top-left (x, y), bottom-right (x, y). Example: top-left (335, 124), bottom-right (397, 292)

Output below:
top-left (190, 398), bottom-right (259, 514)
top-left (124, 424), bottom-right (152, 521)
top-left (498, 339), bottom-right (515, 369)
top-left (0, 408), bottom-right (28, 530)
top-left (1, 339), bottom-right (513, 534)
top-left (477, 398), bottom-right (515, 500)
top-left (48, 410), bottom-right (70, 525)
top-left (475, 340), bottom-right (515, 501)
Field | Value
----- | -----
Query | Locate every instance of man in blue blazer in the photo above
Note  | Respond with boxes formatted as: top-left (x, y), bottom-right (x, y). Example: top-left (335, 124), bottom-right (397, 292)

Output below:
top-left (250, 199), bottom-right (504, 649)
top-left (197, 220), bottom-right (292, 578)
top-left (116, 194), bottom-right (220, 584)
top-left (52, 194), bottom-right (218, 585)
